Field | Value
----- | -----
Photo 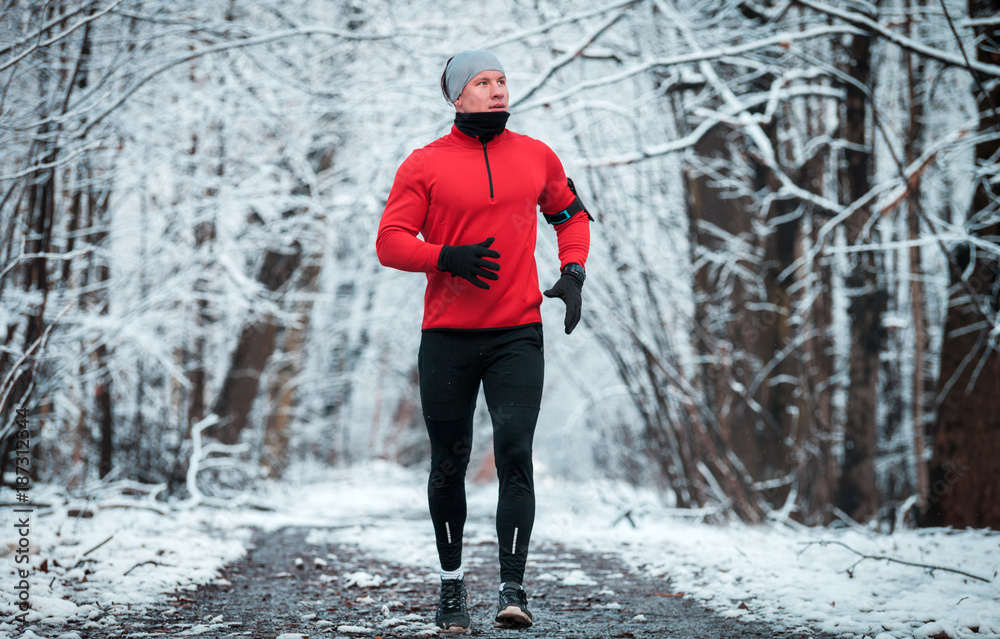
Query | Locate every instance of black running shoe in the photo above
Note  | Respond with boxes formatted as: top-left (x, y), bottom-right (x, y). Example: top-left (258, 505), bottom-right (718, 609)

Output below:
top-left (494, 582), bottom-right (533, 628)
top-left (435, 578), bottom-right (471, 634)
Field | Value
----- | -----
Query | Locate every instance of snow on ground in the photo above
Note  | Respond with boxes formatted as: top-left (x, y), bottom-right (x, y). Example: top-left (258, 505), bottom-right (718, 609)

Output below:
top-left (1, 460), bottom-right (998, 639)
top-left (529, 481), bottom-right (1000, 639)
top-left (0, 482), bottom-right (250, 638)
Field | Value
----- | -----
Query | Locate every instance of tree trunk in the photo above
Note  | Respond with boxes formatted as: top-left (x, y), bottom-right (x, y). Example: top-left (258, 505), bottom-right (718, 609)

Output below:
top-left (187, 156), bottom-right (217, 430)
top-left (923, 0), bottom-right (1000, 528)
top-left (8, 145), bottom-right (56, 483)
top-left (1, 0), bottom-right (96, 485)
top-left (96, 346), bottom-right (113, 478)
top-left (904, 0), bottom-right (931, 508)
top-left (263, 145), bottom-right (333, 473)
top-left (92, 188), bottom-right (113, 478)
top-left (264, 260), bottom-right (321, 474)
top-left (836, 28), bottom-right (884, 523)
top-left (754, 109), bottom-right (804, 511)
top-left (799, 216), bottom-right (838, 522)
top-left (792, 69), bottom-right (839, 523)
top-left (687, 125), bottom-right (762, 485)
top-left (209, 244), bottom-right (303, 445)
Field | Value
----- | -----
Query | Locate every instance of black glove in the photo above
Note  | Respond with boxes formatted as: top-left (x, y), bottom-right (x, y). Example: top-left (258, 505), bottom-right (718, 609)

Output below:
top-left (438, 237), bottom-right (501, 289)
top-left (543, 267), bottom-right (584, 334)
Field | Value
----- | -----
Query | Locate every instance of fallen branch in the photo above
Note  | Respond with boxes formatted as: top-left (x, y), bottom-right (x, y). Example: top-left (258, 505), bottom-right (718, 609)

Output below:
top-left (82, 534), bottom-right (114, 557)
top-left (612, 509), bottom-right (637, 528)
top-left (799, 540), bottom-right (990, 583)
top-left (70, 537), bottom-right (114, 570)
top-left (124, 560), bottom-right (175, 576)
top-left (98, 502), bottom-right (168, 515)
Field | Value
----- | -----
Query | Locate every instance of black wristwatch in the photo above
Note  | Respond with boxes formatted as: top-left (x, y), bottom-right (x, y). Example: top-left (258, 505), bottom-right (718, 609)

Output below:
top-left (562, 263), bottom-right (586, 282)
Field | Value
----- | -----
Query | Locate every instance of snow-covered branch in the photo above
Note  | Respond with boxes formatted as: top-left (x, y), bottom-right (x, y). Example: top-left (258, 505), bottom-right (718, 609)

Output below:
top-left (517, 24), bottom-right (864, 112)
top-left (799, 540), bottom-right (992, 583)
top-left (487, 0), bottom-right (639, 49)
top-left (78, 25), bottom-right (399, 138)
top-left (579, 84), bottom-right (843, 167)
top-left (510, 9), bottom-right (630, 108)
top-left (0, 0), bottom-right (129, 72)
top-left (794, 0), bottom-right (1000, 77)
top-left (0, 302), bottom-right (74, 440)
top-left (0, 142), bottom-right (103, 181)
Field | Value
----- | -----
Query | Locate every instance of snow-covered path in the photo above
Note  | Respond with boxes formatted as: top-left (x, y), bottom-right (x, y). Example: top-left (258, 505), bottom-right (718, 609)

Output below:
top-left (73, 524), bottom-right (825, 638)
top-left (1, 461), bottom-right (998, 638)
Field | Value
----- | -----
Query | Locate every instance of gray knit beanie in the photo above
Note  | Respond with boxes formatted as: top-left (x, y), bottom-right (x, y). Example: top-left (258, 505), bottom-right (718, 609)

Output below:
top-left (444, 50), bottom-right (505, 104)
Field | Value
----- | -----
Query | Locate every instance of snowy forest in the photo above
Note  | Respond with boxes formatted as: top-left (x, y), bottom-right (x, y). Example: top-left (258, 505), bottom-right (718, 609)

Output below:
top-left (1, 0), bottom-right (998, 531)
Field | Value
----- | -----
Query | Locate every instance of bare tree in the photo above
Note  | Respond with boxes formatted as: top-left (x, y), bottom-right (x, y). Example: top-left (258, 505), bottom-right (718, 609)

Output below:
top-left (1, 0), bottom-right (390, 492)
top-left (836, 13), bottom-right (885, 523)
top-left (924, 0), bottom-right (1000, 528)
top-left (514, 0), bottom-right (995, 524)
top-left (3, 0), bottom-right (998, 525)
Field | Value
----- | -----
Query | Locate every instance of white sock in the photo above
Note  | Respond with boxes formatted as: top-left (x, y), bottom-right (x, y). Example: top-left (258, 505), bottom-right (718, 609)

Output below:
top-left (441, 566), bottom-right (464, 581)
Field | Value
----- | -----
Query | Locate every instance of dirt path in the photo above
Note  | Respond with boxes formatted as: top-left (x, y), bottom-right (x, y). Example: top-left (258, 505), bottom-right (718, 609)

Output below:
top-left (77, 526), bottom-right (831, 639)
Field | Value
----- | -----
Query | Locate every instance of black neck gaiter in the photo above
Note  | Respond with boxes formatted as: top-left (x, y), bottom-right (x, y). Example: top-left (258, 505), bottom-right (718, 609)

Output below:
top-left (455, 111), bottom-right (510, 144)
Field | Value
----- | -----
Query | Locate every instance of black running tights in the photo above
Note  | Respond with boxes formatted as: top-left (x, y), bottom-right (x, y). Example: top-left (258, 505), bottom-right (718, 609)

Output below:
top-left (418, 325), bottom-right (543, 585)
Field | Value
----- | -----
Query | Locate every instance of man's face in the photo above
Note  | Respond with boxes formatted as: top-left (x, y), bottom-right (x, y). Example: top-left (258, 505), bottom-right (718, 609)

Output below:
top-left (455, 70), bottom-right (508, 113)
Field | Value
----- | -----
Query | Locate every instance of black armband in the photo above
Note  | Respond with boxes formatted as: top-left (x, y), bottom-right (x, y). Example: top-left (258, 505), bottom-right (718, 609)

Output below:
top-left (544, 197), bottom-right (586, 225)
top-left (544, 177), bottom-right (595, 225)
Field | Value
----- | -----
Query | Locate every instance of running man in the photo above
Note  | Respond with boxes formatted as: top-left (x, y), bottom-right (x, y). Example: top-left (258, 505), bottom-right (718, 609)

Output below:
top-left (376, 49), bottom-right (591, 633)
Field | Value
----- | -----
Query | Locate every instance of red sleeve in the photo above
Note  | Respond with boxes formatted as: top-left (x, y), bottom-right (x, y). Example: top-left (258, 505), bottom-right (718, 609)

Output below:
top-left (376, 151), bottom-right (442, 273)
top-left (554, 212), bottom-right (590, 269)
top-left (538, 145), bottom-right (591, 269)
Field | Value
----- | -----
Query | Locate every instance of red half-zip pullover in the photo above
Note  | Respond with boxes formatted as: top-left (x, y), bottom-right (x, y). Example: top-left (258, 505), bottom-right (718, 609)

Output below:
top-left (376, 125), bottom-right (591, 330)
